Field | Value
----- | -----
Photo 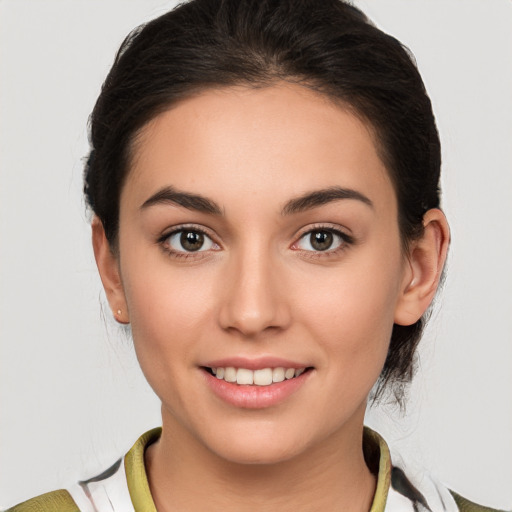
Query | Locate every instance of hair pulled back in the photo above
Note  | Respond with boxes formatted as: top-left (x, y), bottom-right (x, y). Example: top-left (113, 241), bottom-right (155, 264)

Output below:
top-left (84, 0), bottom-right (442, 403)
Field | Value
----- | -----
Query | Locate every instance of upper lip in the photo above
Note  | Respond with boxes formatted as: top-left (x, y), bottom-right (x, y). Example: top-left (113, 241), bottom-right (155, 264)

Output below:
top-left (201, 356), bottom-right (310, 371)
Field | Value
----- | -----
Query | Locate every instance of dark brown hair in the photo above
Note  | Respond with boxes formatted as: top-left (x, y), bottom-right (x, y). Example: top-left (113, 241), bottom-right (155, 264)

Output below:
top-left (84, 0), bottom-right (441, 403)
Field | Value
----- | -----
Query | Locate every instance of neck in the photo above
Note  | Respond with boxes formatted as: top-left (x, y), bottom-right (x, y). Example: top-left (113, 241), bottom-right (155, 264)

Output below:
top-left (146, 412), bottom-right (376, 512)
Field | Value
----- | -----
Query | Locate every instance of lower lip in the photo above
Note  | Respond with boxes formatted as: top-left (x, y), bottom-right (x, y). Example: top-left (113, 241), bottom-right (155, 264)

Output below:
top-left (202, 369), bottom-right (311, 409)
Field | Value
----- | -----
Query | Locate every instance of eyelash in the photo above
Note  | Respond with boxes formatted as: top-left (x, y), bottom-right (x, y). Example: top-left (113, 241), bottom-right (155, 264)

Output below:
top-left (157, 224), bottom-right (354, 260)
top-left (158, 224), bottom-right (220, 260)
top-left (292, 225), bottom-right (354, 258)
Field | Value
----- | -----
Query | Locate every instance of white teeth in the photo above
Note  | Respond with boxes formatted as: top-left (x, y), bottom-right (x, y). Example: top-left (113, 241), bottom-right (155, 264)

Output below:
top-left (253, 368), bottom-right (273, 386)
top-left (285, 368), bottom-right (295, 380)
top-left (210, 366), bottom-right (306, 386)
top-left (236, 368), bottom-right (254, 385)
top-left (272, 367), bottom-right (285, 383)
top-left (224, 367), bottom-right (237, 383)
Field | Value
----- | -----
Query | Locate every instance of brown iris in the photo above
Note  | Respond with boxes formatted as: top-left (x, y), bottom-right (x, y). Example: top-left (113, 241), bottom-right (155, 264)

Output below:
top-left (310, 230), bottom-right (334, 251)
top-left (180, 231), bottom-right (205, 251)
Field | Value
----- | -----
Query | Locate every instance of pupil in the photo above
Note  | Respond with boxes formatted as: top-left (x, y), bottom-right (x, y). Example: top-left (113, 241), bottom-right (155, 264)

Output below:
top-left (181, 231), bottom-right (204, 251)
top-left (311, 231), bottom-right (332, 251)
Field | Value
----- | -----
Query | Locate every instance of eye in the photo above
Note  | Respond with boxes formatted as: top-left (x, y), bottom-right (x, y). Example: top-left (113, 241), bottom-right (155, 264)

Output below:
top-left (166, 229), bottom-right (217, 253)
top-left (295, 229), bottom-right (346, 252)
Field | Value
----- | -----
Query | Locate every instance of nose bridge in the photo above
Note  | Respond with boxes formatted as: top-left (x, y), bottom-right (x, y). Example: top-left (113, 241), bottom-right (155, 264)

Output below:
top-left (219, 238), bottom-right (288, 336)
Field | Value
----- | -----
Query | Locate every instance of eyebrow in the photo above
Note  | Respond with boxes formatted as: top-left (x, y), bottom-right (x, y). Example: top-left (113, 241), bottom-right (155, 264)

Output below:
top-left (140, 185), bottom-right (372, 216)
top-left (140, 186), bottom-right (223, 215)
top-left (281, 186), bottom-right (373, 215)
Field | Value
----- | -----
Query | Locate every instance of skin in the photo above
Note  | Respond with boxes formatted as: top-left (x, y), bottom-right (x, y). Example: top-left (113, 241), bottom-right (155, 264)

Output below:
top-left (93, 83), bottom-right (449, 512)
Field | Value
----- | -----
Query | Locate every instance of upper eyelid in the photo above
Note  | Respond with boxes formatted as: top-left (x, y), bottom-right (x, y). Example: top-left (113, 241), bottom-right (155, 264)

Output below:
top-left (159, 223), bottom-right (217, 242)
top-left (294, 223), bottom-right (352, 239)
top-left (292, 225), bottom-right (355, 250)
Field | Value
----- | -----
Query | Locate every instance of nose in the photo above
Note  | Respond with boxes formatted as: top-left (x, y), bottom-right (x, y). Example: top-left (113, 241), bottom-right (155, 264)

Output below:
top-left (218, 245), bottom-right (291, 338)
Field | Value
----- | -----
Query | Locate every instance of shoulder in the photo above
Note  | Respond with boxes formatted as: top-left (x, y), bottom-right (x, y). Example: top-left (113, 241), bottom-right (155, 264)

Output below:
top-left (365, 427), bottom-right (509, 512)
top-left (450, 491), bottom-right (509, 512)
top-left (4, 490), bottom-right (80, 512)
top-left (4, 428), bottom-right (161, 512)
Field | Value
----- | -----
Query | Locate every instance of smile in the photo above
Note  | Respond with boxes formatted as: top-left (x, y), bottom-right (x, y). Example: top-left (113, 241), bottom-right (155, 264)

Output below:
top-left (202, 363), bottom-right (313, 408)
top-left (208, 367), bottom-right (307, 386)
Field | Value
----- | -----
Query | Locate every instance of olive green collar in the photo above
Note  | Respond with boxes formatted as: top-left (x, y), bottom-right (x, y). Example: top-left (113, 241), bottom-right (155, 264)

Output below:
top-left (124, 427), bottom-right (160, 512)
top-left (365, 427), bottom-right (392, 512)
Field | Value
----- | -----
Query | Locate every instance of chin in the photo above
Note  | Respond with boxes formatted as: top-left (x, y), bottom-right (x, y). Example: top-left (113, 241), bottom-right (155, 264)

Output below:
top-left (213, 438), bottom-right (305, 466)
top-left (198, 419), bottom-right (319, 466)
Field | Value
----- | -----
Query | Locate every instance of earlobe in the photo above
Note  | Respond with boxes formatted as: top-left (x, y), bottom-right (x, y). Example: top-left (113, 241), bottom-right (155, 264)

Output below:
top-left (91, 217), bottom-right (129, 324)
top-left (394, 209), bottom-right (450, 326)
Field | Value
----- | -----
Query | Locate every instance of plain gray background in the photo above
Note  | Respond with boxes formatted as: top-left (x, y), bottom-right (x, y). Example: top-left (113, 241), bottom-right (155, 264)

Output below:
top-left (1, 0), bottom-right (511, 508)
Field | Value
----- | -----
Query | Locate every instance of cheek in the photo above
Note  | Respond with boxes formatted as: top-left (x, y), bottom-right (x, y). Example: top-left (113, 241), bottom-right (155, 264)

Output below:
top-left (119, 251), bottom-right (217, 370)
top-left (294, 248), bottom-right (404, 372)
top-left (129, 277), bottom-right (197, 333)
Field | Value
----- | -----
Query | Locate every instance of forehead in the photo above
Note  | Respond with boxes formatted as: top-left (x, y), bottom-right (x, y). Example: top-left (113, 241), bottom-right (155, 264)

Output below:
top-left (125, 83), bottom-right (395, 213)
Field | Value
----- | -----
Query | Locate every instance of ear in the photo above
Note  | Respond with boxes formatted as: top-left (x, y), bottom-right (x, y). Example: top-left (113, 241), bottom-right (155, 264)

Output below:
top-left (394, 209), bottom-right (450, 326)
top-left (91, 216), bottom-right (129, 324)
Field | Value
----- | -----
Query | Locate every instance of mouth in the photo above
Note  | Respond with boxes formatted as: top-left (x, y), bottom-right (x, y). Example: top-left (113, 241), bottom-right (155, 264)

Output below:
top-left (202, 366), bottom-right (313, 386)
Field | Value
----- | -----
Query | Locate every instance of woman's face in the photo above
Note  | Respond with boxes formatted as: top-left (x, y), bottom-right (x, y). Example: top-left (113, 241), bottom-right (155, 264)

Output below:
top-left (114, 84), bottom-right (413, 464)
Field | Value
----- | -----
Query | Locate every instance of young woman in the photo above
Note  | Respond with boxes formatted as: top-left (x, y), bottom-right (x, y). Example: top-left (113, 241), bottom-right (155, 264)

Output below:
top-left (4, 1), bottom-right (508, 511)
